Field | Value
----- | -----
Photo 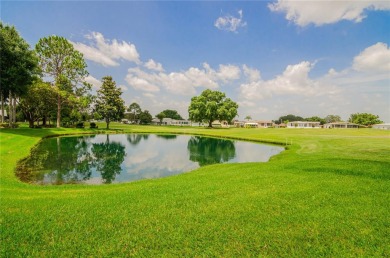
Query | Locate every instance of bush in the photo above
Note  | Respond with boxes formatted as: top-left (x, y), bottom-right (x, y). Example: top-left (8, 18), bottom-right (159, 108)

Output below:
top-left (0, 123), bottom-right (19, 128)
top-left (76, 122), bottom-right (85, 128)
top-left (90, 122), bottom-right (98, 129)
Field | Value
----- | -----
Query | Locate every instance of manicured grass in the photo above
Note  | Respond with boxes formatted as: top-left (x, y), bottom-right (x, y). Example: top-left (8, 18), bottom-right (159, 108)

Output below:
top-left (1, 123), bottom-right (389, 257)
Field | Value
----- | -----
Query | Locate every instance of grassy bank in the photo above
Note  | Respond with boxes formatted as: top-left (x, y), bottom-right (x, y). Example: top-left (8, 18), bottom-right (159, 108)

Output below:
top-left (1, 123), bottom-right (389, 257)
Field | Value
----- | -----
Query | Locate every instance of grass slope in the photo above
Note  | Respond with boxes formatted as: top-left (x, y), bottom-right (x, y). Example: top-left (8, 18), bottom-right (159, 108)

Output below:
top-left (1, 124), bottom-right (389, 257)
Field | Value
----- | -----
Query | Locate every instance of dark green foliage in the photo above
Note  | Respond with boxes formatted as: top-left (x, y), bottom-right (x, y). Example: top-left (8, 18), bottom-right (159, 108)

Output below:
top-left (89, 122), bottom-right (98, 129)
top-left (95, 76), bottom-right (125, 129)
top-left (75, 122), bottom-right (84, 128)
top-left (139, 110), bottom-right (153, 124)
top-left (0, 22), bottom-right (38, 98)
top-left (277, 114), bottom-right (304, 124)
top-left (305, 116), bottom-right (326, 125)
top-left (188, 89), bottom-right (238, 127)
top-left (161, 109), bottom-right (183, 120)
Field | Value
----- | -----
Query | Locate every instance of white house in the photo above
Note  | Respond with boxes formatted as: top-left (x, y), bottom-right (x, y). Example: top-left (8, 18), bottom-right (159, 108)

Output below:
top-left (234, 120), bottom-right (274, 128)
top-left (324, 122), bottom-right (359, 129)
top-left (372, 123), bottom-right (390, 130)
top-left (287, 121), bottom-right (321, 128)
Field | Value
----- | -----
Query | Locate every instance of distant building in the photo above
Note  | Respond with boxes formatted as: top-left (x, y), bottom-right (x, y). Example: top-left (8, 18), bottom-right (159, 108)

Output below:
top-left (287, 121), bottom-right (321, 128)
top-left (372, 123), bottom-right (390, 130)
top-left (234, 120), bottom-right (274, 128)
top-left (324, 122), bottom-right (359, 129)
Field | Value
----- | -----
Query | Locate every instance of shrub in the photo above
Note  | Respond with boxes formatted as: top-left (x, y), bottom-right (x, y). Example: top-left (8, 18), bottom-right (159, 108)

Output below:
top-left (76, 122), bottom-right (85, 128)
top-left (90, 122), bottom-right (98, 129)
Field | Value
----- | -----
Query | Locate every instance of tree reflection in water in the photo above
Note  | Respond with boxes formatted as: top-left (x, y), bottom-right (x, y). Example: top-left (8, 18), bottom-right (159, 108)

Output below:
top-left (17, 135), bottom-right (126, 184)
top-left (126, 134), bottom-right (149, 146)
top-left (187, 136), bottom-right (236, 166)
top-left (92, 135), bottom-right (126, 184)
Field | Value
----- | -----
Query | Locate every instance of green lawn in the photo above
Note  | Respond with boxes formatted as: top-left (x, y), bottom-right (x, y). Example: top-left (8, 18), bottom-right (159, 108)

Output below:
top-left (1, 123), bottom-right (389, 257)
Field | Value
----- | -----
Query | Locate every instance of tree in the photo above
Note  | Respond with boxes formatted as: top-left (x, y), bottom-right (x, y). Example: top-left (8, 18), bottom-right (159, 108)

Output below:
top-left (305, 116), bottom-right (326, 125)
top-left (35, 35), bottom-right (90, 128)
top-left (0, 22), bottom-right (38, 125)
top-left (18, 80), bottom-right (57, 128)
top-left (245, 115), bottom-right (252, 121)
top-left (139, 110), bottom-right (153, 125)
top-left (278, 114), bottom-right (304, 124)
top-left (349, 113), bottom-right (382, 126)
top-left (324, 115), bottom-right (342, 123)
top-left (95, 76), bottom-right (125, 129)
top-left (156, 112), bottom-right (166, 125)
top-left (161, 109), bottom-right (183, 120)
top-left (188, 89), bottom-right (238, 127)
top-left (127, 102), bottom-right (141, 124)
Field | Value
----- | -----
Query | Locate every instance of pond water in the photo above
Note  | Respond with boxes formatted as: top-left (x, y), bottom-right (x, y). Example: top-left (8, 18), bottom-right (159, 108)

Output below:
top-left (16, 134), bottom-right (284, 185)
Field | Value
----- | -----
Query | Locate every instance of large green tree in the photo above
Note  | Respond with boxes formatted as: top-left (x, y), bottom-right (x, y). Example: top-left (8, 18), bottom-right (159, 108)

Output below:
top-left (349, 113), bottom-right (382, 126)
top-left (188, 89), bottom-right (238, 127)
top-left (95, 76), bottom-right (125, 129)
top-left (18, 80), bottom-right (57, 128)
top-left (35, 35), bottom-right (90, 128)
top-left (0, 22), bottom-right (38, 125)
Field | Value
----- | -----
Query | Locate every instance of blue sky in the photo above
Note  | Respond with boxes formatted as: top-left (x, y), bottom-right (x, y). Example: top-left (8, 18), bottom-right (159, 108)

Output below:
top-left (2, 1), bottom-right (390, 121)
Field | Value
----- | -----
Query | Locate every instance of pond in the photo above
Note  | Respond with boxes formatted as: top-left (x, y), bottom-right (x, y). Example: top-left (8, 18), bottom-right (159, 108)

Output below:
top-left (16, 134), bottom-right (284, 185)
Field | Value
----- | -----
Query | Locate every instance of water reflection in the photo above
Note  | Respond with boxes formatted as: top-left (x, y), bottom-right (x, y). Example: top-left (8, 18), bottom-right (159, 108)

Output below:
top-left (187, 136), bottom-right (235, 166)
top-left (16, 134), bottom-right (284, 185)
top-left (91, 135), bottom-right (126, 184)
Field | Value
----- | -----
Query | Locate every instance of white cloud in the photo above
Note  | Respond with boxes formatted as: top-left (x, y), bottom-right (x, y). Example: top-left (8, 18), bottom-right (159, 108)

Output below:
top-left (240, 61), bottom-right (339, 101)
top-left (72, 32), bottom-right (140, 66)
top-left (243, 65), bottom-right (261, 82)
top-left (215, 10), bottom-right (247, 32)
top-left (353, 42), bottom-right (390, 73)
top-left (217, 64), bottom-right (241, 82)
top-left (144, 59), bottom-right (164, 72)
top-left (125, 68), bottom-right (160, 92)
top-left (84, 75), bottom-right (102, 89)
top-left (268, 0), bottom-right (390, 26)
top-left (125, 63), bottom-right (241, 96)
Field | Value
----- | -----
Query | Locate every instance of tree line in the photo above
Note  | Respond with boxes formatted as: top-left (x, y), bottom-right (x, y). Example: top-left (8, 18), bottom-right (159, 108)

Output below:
top-left (274, 113), bottom-right (382, 127)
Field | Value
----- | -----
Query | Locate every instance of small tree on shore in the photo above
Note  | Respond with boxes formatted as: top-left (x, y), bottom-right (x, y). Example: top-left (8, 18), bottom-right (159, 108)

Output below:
top-left (95, 76), bottom-right (125, 129)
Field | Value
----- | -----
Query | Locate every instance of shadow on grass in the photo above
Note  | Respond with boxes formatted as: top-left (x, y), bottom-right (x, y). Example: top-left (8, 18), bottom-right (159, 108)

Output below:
top-left (287, 158), bottom-right (390, 180)
top-left (0, 127), bottom-right (107, 139)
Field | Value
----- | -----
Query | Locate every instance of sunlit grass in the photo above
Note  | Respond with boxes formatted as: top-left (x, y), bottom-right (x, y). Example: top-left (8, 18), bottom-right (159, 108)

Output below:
top-left (1, 123), bottom-right (389, 257)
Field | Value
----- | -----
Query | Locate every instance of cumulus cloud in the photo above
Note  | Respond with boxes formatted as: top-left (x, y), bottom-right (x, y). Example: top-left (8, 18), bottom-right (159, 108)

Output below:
top-left (243, 65), bottom-right (261, 82)
top-left (144, 59), bottom-right (164, 72)
top-left (353, 42), bottom-right (390, 73)
top-left (215, 10), bottom-right (247, 32)
top-left (268, 0), bottom-right (390, 26)
top-left (240, 61), bottom-right (339, 101)
top-left (125, 63), bottom-right (241, 96)
top-left (125, 68), bottom-right (160, 92)
top-left (72, 32), bottom-right (140, 66)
